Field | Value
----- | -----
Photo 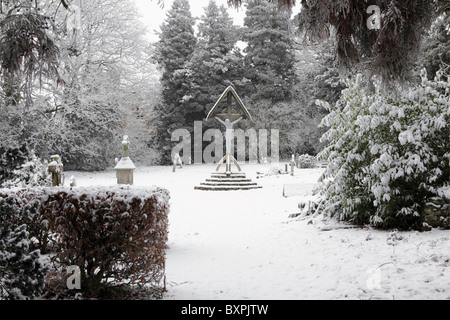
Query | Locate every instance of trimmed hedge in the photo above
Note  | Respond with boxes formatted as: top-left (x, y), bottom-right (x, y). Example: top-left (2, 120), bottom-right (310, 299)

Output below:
top-left (1, 186), bottom-right (170, 298)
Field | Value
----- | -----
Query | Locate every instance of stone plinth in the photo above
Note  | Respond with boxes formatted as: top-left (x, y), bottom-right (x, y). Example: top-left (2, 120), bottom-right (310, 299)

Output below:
top-left (115, 157), bottom-right (136, 185)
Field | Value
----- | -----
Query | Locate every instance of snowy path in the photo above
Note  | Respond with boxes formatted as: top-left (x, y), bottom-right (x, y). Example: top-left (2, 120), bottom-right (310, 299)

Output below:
top-left (70, 164), bottom-right (450, 300)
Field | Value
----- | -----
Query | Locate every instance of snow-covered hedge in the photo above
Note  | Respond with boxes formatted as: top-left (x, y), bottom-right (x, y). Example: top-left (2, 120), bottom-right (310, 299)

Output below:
top-left (1, 185), bottom-right (170, 297)
top-left (316, 70), bottom-right (449, 230)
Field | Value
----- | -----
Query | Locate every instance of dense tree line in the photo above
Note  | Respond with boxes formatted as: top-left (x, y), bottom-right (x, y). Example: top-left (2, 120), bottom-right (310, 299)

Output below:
top-left (0, 0), bottom-right (160, 172)
top-left (155, 0), bottom-right (336, 164)
top-left (154, 0), bottom-right (449, 164)
top-left (0, 0), bottom-right (447, 170)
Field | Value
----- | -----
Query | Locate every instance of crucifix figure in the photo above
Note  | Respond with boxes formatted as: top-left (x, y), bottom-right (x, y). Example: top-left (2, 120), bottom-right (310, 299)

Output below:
top-left (213, 91), bottom-right (244, 174)
top-left (215, 116), bottom-right (242, 174)
top-left (206, 86), bottom-right (251, 175)
top-left (216, 117), bottom-right (242, 158)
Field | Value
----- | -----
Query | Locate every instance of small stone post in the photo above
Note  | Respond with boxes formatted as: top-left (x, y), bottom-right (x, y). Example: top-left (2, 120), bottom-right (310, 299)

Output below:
top-left (114, 135), bottom-right (136, 185)
top-left (290, 154), bottom-right (295, 176)
top-left (47, 155), bottom-right (64, 187)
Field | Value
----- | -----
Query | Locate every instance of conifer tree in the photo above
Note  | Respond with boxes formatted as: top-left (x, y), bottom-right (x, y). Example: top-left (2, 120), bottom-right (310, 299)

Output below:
top-left (188, 0), bottom-right (243, 123)
top-left (226, 0), bottom-right (448, 85)
top-left (155, 0), bottom-right (197, 164)
top-left (243, 0), bottom-right (297, 102)
top-left (297, 0), bottom-right (448, 86)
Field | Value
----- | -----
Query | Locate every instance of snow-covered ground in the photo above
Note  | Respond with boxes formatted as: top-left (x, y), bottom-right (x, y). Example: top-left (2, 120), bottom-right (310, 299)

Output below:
top-left (67, 163), bottom-right (450, 300)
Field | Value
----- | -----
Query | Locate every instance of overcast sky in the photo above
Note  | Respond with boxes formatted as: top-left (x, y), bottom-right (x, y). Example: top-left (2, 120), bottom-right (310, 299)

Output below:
top-left (133, 0), bottom-right (248, 42)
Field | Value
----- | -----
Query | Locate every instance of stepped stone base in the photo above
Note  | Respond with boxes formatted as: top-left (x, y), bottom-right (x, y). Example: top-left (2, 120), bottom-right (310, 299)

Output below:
top-left (195, 172), bottom-right (262, 191)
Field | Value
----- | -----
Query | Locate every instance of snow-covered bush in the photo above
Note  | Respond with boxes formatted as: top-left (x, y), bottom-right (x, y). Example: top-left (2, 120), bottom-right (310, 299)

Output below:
top-left (18, 186), bottom-right (170, 297)
top-left (2, 152), bottom-right (51, 188)
top-left (0, 196), bottom-right (47, 299)
top-left (317, 70), bottom-right (449, 230)
top-left (297, 154), bottom-right (317, 168)
top-left (0, 142), bottom-right (51, 188)
top-left (0, 143), bottom-right (30, 186)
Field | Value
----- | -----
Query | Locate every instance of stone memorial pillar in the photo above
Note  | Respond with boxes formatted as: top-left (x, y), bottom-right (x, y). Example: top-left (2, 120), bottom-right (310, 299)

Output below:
top-left (115, 135), bottom-right (136, 185)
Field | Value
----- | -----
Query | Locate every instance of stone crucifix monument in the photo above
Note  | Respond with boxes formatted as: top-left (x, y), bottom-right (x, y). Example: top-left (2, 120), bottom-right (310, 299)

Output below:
top-left (195, 86), bottom-right (261, 191)
top-left (206, 85), bottom-right (251, 175)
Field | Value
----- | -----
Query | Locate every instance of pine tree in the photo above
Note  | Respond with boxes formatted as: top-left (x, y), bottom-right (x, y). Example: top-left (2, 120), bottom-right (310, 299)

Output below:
top-left (243, 0), bottom-right (297, 102)
top-left (188, 0), bottom-right (243, 125)
top-left (155, 0), bottom-right (197, 164)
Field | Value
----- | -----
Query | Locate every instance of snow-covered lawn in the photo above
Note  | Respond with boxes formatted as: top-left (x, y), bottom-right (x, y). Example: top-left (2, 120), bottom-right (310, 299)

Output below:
top-left (68, 164), bottom-right (450, 300)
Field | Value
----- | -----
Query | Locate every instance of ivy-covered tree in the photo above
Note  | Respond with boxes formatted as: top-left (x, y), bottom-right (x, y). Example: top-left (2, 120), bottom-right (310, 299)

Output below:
top-left (155, 0), bottom-right (197, 164)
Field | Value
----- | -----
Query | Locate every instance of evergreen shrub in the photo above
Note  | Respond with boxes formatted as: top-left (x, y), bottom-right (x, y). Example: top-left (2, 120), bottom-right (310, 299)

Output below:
top-left (298, 154), bottom-right (317, 168)
top-left (316, 70), bottom-right (449, 230)
top-left (0, 195), bottom-right (47, 299)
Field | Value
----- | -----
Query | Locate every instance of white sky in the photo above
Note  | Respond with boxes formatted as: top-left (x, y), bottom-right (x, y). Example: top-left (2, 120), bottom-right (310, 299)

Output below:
top-left (133, 0), bottom-right (248, 42)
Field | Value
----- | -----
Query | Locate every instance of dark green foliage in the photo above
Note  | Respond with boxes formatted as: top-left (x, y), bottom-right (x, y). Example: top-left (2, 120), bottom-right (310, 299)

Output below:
top-left (0, 142), bottom-right (31, 186)
top-left (155, 0), bottom-right (197, 164)
top-left (187, 0), bottom-right (245, 158)
top-left (0, 4), bottom-right (63, 107)
top-left (420, 13), bottom-right (450, 81)
top-left (189, 0), bottom-right (243, 113)
top-left (0, 195), bottom-right (46, 300)
top-left (243, 0), bottom-right (297, 102)
top-left (297, 0), bottom-right (446, 87)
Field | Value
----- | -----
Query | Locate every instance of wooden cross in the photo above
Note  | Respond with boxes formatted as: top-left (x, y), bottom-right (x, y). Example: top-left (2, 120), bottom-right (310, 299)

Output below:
top-left (214, 92), bottom-right (243, 122)
top-left (206, 86), bottom-right (251, 175)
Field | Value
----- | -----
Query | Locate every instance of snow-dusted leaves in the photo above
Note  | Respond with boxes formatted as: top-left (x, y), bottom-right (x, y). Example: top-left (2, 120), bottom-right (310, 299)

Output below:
top-left (317, 69), bottom-right (449, 229)
top-left (0, 196), bottom-right (46, 300)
